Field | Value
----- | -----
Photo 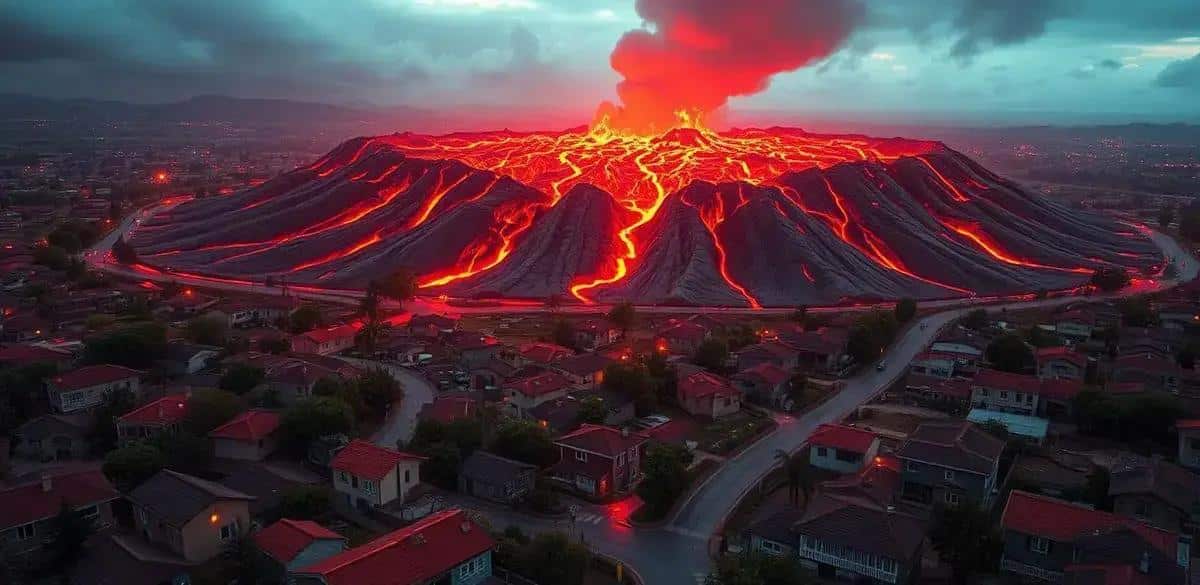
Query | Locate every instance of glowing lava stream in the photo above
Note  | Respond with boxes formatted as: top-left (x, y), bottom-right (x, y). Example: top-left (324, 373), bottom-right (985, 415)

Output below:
top-left (682, 184), bottom-right (762, 308)
top-left (938, 217), bottom-right (1091, 274)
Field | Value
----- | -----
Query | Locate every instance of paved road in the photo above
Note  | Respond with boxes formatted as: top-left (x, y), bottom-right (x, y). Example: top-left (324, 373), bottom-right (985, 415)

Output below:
top-left (90, 205), bottom-right (1197, 584)
top-left (339, 357), bottom-right (437, 448)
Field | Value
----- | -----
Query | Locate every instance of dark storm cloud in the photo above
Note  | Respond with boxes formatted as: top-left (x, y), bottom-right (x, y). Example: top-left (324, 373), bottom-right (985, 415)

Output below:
top-left (947, 0), bottom-right (1065, 63)
top-left (1157, 54), bottom-right (1200, 89)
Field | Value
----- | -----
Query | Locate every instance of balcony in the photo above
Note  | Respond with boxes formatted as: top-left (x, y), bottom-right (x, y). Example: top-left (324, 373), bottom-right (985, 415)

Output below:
top-left (1001, 557), bottom-right (1063, 582)
top-left (798, 546), bottom-right (898, 583)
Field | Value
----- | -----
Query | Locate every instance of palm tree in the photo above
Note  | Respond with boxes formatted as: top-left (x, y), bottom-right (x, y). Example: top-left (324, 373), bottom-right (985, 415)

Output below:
top-left (774, 449), bottom-right (814, 508)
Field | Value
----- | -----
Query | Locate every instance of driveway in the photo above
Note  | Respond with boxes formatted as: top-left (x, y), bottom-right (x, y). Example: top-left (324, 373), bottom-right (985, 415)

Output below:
top-left (339, 358), bottom-right (436, 448)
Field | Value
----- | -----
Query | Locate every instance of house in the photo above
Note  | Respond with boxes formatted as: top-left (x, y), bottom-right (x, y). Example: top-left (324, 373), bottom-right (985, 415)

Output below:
top-left (209, 409), bottom-right (281, 461)
top-left (527, 389), bottom-right (635, 435)
top-left (219, 297), bottom-right (297, 329)
top-left (12, 414), bottom-right (91, 461)
top-left (1111, 354), bottom-right (1181, 394)
top-left (0, 342), bottom-right (72, 369)
top-left (266, 361), bottom-right (338, 406)
top-left (779, 327), bottom-right (851, 374)
top-left (733, 362), bottom-right (791, 409)
top-left (904, 374), bottom-right (972, 412)
top-left (1159, 302), bottom-right (1200, 331)
top-left (418, 393), bottom-right (478, 425)
top-left (896, 420), bottom-right (1005, 507)
top-left (999, 490), bottom-right (1190, 584)
top-left (1119, 326), bottom-right (1180, 360)
top-left (0, 470), bottom-right (120, 556)
top-left (929, 337), bottom-right (986, 366)
top-left (1006, 450), bottom-right (1094, 502)
top-left (445, 330), bottom-right (500, 369)
top-left (406, 313), bottom-right (460, 338)
top-left (128, 469), bottom-right (255, 563)
top-left (331, 439), bottom-right (424, 512)
top-left (503, 371), bottom-right (574, 415)
top-left (735, 341), bottom-right (799, 371)
top-left (750, 457), bottom-right (928, 585)
top-left (1108, 455), bottom-right (1200, 535)
top-left (160, 339), bottom-right (220, 376)
top-left (517, 342), bottom-right (574, 366)
top-left (292, 324), bottom-right (358, 355)
top-left (969, 369), bottom-right (1082, 419)
top-left (1054, 309), bottom-right (1095, 341)
top-left (677, 371), bottom-right (742, 419)
top-left (292, 509), bottom-right (495, 585)
top-left (46, 364), bottom-right (141, 414)
top-left (655, 320), bottom-right (710, 355)
top-left (807, 424), bottom-right (880, 474)
top-left (574, 318), bottom-right (621, 351)
top-left (254, 518), bottom-right (346, 582)
top-left (551, 424), bottom-right (649, 498)
top-left (1035, 346), bottom-right (1088, 381)
top-left (1179, 420), bottom-right (1200, 470)
top-left (908, 352), bottom-right (957, 379)
top-left (551, 352), bottom-right (616, 388)
top-left (116, 393), bottom-right (189, 443)
top-left (458, 451), bottom-right (537, 505)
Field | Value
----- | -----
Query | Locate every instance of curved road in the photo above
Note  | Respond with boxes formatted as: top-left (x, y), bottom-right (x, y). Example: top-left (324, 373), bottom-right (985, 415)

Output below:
top-left (92, 204), bottom-right (1197, 584)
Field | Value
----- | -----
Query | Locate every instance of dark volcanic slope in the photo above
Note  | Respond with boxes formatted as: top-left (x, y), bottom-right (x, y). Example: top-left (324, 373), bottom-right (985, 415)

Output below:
top-left (129, 132), bottom-right (1162, 307)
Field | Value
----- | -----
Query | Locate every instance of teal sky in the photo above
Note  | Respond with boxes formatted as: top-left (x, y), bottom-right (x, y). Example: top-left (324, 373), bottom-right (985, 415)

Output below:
top-left (3, 0), bottom-right (1200, 125)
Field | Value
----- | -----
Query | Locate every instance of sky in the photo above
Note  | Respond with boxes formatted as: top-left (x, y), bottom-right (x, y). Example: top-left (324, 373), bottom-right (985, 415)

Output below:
top-left (3, 0), bottom-right (1200, 126)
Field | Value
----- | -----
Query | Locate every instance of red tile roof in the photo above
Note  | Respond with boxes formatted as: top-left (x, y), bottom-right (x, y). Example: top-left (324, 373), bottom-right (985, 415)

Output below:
top-left (1035, 346), bottom-right (1088, 367)
top-left (809, 423), bottom-right (878, 453)
top-left (254, 518), bottom-right (343, 564)
top-left (208, 410), bottom-right (280, 441)
top-left (734, 362), bottom-right (791, 386)
top-left (331, 439), bottom-right (424, 481)
top-left (1001, 490), bottom-right (1178, 557)
top-left (506, 371), bottom-right (573, 398)
top-left (657, 320), bottom-right (708, 341)
top-left (49, 364), bottom-right (141, 392)
top-left (518, 342), bottom-right (573, 364)
top-left (678, 371), bottom-right (741, 400)
top-left (118, 394), bottom-right (189, 426)
top-left (0, 469), bottom-right (120, 530)
top-left (555, 424), bottom-right (649, 458)
top-left (0, 343), bottom-right (70, 366)
top-left (302, 324), bottom-right (359, 344)
top-left (418, 394), bottom-right (477, 425)
top-left (296, 509), bottom-right (493, 585)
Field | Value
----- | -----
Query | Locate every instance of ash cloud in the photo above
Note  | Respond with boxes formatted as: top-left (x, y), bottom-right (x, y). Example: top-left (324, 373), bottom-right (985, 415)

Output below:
top-left (1157, 54), bottom-right (1200, 89)
top-left (947, 0), bottom-right (1066, 63)
top-left (599, 0), bottom-right (866, 132)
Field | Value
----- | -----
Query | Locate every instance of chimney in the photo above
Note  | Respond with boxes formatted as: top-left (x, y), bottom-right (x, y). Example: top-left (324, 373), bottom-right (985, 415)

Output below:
top-left (41, 474), bottom-right (52, 493)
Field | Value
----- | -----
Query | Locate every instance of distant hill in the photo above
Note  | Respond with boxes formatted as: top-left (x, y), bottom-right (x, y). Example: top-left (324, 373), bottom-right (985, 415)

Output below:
top-left (0, 93), bottom-right (429, 128)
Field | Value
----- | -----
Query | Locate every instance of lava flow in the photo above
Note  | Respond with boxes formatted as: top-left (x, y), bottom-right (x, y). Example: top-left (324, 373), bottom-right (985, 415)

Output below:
top-left (129, 114), bottom-right (1162, 308)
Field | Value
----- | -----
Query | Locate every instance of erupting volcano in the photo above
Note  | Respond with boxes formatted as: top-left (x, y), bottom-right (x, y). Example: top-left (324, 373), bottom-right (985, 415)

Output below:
top-left (128, 118), bottom-right (1161, 307)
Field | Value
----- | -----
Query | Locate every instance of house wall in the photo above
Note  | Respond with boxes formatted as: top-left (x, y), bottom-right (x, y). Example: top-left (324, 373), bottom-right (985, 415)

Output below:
top-left (1038, 359), bottom-right (1084, 380)
top-left (178, 500), bottom-right (251, 563)
top-left (809, 441), bottom-right (879, 474)
top-left (749, 534), bottom-right (795, 558)
top-left (2, 500), bottom-right (113, 556)
top-left (52, 377), bottom-right (140, 413)
top-left (213, 436), bottom-right (277, 461)
top-left (970, 386), bottom-right (1039, 416)
top-left (506, 387), bottom-right (571, 415)
top-left (900, 458), bottom-right (993, 506)
top-left (1112, 494), bottom-right (1185, 533)
top-left (1180, 429), bottom-right (1200, 470)
top-left (13, 422), bottom-right (88, 461)
top-left (451, 551), bottom-right (494, 585)
top-left (1000, 529), bottom-right (1072, 579)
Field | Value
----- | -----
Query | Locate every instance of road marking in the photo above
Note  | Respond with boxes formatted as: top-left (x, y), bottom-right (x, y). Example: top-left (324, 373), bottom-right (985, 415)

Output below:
top-left (664, 526), bottom-right (708, 540)
top-left (574, 513), bottom-right (605, 525)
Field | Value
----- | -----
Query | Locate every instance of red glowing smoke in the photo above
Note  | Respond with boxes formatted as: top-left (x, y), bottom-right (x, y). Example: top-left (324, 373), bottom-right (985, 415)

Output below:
top-left (598, 0), bottom-right (865, 133)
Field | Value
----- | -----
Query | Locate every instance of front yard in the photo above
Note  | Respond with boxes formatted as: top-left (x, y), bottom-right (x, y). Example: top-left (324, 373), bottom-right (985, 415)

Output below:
top-left (696, 411), bottom-right (777, 455)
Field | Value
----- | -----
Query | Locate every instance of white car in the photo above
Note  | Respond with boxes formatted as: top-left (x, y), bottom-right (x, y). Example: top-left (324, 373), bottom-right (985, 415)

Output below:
top-left (636, 415), bottom-right (671, 429)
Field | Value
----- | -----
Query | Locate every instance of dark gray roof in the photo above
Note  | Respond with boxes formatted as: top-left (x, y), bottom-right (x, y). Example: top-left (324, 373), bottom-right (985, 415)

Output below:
top-left (895, 420), bottom-right (1004, 475)
top-left (129, 469), bottom-right (254, 527)
top-left (15, 414), bottom-right (90, 439)
top-left (460, 451), bottom-right (535, 485)
top-left (218, 464), bottom-right (303, 517)
top-left (793, 492), bottom-right (927, 561)
top-left (552, 352), bottom-right (615, 377)
top-left (745, 507), bottom-right (806, 545)
top-left (1073, 528), bottom-right (1188, 585)
top-left (1108, 455), bottom-right (1200, 515)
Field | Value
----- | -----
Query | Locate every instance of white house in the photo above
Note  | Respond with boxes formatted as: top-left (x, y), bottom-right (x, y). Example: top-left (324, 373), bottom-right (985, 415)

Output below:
top-left (808, 423), bottom-right (881, 474)
top-left (330, 440), bottom-right (424, 512)
top-left (46, 365), bottom-right (141, 414)
top-left (209, 410), bottom-right (281, 461)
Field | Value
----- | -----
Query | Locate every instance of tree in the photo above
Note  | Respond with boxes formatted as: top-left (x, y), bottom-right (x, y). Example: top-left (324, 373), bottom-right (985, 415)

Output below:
top-left (929, 502), bottom-right (1003, 584)
top-left (47, 501), bottom-right (95, 572)
top-left (708, 552), bottom-right (812, 585)
top-left (606, 301), bottom-right (637, 334)
top-left (1181, 205), bottom-right (1200, 241)
top-left (289, 304), bottom-right (323, 333)
top-left (158, 431), bottom-right (213, 476)
top-left (1090, 267), bottom-right (1131, 292)
top-left (84, 322), bottom-right (167, 368)
top-left (515, 533), bottom-right (591, 585)
top-left (894, 298), bottom-right (917, 323)
top-left (112, 236), bottom-right (139, 265)
top-left (418, 441), bottom-right (462, 490)
top-left (550, 319), bottom-right (577, 350)
top-left (1118, 297), bottom-right (1157, 327)
top-left (33, 244), bottom-right (70, 269)
top-left (603, 362), bottom-right (656, 415)
top-left (259, 336), bottom-right (290, 354)
top-left (789, 305), bottom-right (807, 326)
top-left (575, 395), bottom-right (609, 425)
top-left (219, 363), bottom-right (265, 395)
top-left (491, 419), bottom-right (557, 467)
top-left (1022, 325), bottom-right (1060, 348)
top-left (356, 368), bottom-right (402, 415)
top-left (693, 338), bottom-right (729, 372)
top-left (279, 485), bottom-right (332, 520)
top-left (1178, 342), bottom-right (1199, 370)
top-left (185, 314), bottom-right (228, 346)
top-left (0, 363), bottom-right (57, 432)
top-left (280, 397), bottom-right (355, 448)
top-left (985, 332), bottom-right (1033, 373)
top-left (774, 449), bottom-right (813, 508)
top-left (356, 320), bottom-right (386, 356)
top-left (102, 443), bottom-right (166, 490)
top-left (1159, 205), bottom-right (1175, 228)
top-left (636, 443), bottom-right (693, 519)
top-left (960, 308), bottom-right (989, 331)
top-left (847, 310), bottom-right (900, 364)
top-left (87, 387), bottom-right (137, 455)
top-left (377, 268), bottom-right (418, 305)
top-left (183, 389), bottom-right (243, 435)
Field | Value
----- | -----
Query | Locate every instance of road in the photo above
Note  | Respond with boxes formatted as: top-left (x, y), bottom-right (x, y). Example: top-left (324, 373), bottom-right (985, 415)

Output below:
top-left (339, 357), bottom-right (437, 448)
top-left (90, 204), bottom-right (1198, 584)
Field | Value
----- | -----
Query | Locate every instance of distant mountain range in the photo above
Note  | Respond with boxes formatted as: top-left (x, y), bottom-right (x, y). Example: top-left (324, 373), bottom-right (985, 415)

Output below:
top-left (0, 93), bottom-right (430, 128)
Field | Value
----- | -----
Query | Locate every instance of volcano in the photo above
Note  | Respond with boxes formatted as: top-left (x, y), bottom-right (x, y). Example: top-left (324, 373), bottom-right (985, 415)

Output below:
top-left (128, 123), bottom-right (1161, 307)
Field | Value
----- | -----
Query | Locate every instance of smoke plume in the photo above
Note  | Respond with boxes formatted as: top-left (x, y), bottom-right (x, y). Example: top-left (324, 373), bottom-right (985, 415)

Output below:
top-left (598, 0), bottom-right (865, 133)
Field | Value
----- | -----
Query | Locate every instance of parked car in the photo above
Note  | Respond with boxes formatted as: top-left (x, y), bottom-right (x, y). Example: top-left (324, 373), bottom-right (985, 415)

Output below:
top-left (636, 414), bottom-right (671, 429)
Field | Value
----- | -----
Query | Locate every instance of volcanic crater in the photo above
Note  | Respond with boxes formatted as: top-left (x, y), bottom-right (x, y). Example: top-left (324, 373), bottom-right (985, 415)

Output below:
top-left (128, 124), bottom-right (1162, 307)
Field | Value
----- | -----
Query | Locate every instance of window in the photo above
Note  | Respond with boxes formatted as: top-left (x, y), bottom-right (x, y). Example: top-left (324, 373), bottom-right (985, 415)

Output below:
top-left (404, 469), bottom-right (411, 483)
top-left (575, 450), bottom-right (588, 462)
top-left (835, 449), bottom-right (859, 463)
top-left (1029, 536), bottom-right (1050, 554)
top-left (905, 461), bottom-right (919, 472)
top-left (351, 476), bottom-right (359, 489)
top-left (616, 452), bottom-right (625, 467)
top-left (816, 447), bottom-right (828, 457)
top-left (219, 520), bottom-right (239, 541)
top-left (1135, 500), bottom-right (1150, 518)
top-left (999, 391), bottom-right (1008, 399)
top-left (77, 505), bottom-right (99, 524)
top-left (760, 540), bottom-right (785, 555)
top-left (945, 491), bottom-right (960, 506)
top-left (15, 523), bottom-right (35, 541)
top-left (944, 469), bottom-right (955, 481)
top-left (363, 480), bottom-right (376, 495)
top-left (338, 471), bottom-right (348, 483)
